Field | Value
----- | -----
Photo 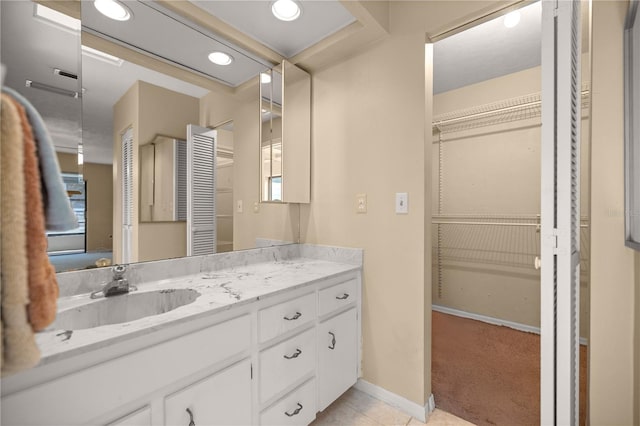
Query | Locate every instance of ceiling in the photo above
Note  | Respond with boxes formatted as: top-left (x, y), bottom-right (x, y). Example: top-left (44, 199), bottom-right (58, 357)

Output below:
top-left (190, 1), bottom-right (356, 58)
top-left (433, 1), bottom-right (542, 94)
top-left (1, 0), bottom-right (553, 165)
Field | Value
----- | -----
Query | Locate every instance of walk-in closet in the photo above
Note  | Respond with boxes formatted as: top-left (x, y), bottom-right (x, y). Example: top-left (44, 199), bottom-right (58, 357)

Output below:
top-left (430, 2), bottom-right (590, 424)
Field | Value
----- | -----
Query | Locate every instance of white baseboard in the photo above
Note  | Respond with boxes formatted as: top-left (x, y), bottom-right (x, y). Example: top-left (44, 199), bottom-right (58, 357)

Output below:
top-left (354, 379), bottom-right (433, 422)
top-left (432, 304), bottom-right (589, 346)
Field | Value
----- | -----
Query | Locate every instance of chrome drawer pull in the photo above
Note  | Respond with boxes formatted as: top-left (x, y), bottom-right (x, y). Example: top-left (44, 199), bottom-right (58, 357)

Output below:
top-left (336, 293), bottom-right (349, 300)
top-left (284, 311), bottom-right (302, 321)
top-left (283, 348), bottom-right (302, 359)
top-left (186, 408), bottom-right (195, 426)
top-left (285, 403), bottom-right (303, 417)
top-left (328, 331), bottom-right (336, 350)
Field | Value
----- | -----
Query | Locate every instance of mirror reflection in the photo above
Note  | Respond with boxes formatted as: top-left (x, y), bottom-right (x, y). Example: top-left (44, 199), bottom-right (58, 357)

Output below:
top-left (260, 61), bottom-right (311, 203)
top-left (261, 68), bottom-right (283, 202)
top-left (2, 0), bottom-right (303, 273)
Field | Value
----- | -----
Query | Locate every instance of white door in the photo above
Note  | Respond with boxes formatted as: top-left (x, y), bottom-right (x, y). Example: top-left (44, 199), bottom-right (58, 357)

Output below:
top-left (540, 0), bottom-right (582, 424)
top-left (121, 127), bottom-right (133, 263)
top-left (187, 125), bottom-right (217, 256)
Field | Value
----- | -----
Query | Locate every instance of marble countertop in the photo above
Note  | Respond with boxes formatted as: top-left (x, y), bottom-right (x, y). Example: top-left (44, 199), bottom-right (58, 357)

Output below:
top-left (36, 257), bottom-right (360, 365)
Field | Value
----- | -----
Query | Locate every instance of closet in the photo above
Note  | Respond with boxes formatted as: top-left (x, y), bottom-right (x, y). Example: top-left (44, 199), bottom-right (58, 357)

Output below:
top-left (430, 2), bottom-right (591, 424)
top-left (432, 85), bottom-right (591, 331)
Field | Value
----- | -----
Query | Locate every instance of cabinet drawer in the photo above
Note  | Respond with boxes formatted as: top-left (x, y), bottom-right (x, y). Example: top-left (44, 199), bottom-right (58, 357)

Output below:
top-left (260, 379), bottom-right (316, 426)
top-left (259, 293), bottom-right (316, 343)
top-left (259, 328), bottom-right (316, 403)
top-left (107, 407), bottom-right (151, 426)
top-left (165, 359), bottom-right (251, 426)
top-left (318, 279), bottom-right (357, 316)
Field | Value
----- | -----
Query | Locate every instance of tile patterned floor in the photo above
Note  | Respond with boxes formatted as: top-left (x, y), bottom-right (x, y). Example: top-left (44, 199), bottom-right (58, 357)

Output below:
top-left (311, 387), bottom-right (475, 426)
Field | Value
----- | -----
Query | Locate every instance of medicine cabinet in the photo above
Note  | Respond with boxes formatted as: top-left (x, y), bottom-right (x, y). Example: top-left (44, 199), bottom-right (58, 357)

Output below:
top-left (260, 60), bottom-right (310, 204)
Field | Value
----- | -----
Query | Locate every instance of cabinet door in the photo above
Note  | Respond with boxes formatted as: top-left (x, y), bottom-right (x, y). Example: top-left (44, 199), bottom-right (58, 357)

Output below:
top-left (165, 359), bottom-right (251, 426)
top-left (318, 308), bottom-right (358, 411)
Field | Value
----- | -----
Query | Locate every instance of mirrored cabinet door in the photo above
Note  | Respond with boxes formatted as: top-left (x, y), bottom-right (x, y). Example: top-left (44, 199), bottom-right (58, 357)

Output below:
top-left (260, 60), bottom-right (310, 204)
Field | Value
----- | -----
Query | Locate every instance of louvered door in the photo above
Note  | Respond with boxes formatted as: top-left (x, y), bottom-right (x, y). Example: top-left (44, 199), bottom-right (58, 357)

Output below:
top-left (540, 0), bottom-right (582, 424)
top-left (187, 125), bottom-right (217, 256)
top-left (121, 127), bottom-right (133, 263)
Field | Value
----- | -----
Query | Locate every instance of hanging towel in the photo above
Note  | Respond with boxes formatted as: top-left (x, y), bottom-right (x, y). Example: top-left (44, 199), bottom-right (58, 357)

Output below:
top-left (0, 94), bottom-right (41, 376)
top-left (12, 97), bottom-right (59, 331)
top-left (1, 86), bottom-right (77, 232)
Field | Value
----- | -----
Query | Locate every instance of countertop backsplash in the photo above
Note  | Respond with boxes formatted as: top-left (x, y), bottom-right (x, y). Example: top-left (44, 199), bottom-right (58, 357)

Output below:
top-left (57, 243), bottom-right (363, 298)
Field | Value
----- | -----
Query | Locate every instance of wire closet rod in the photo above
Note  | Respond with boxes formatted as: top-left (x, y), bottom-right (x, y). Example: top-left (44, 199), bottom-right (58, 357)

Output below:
top-left (432, 220), bottom-right (589, 228)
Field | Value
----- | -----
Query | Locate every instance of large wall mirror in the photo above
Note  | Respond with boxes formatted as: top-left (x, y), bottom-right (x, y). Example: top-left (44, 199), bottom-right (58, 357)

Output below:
top-left (1, 0), bottom-right (303, 272)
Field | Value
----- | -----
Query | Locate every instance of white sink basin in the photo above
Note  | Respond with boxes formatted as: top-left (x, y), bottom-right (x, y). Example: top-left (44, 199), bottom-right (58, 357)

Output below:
top-left (51, 289), bottom-right (200, 330)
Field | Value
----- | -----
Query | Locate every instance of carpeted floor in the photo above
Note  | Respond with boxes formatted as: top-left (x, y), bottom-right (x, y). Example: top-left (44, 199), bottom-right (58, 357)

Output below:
top-left (432, 311), bottom-right (587, 426)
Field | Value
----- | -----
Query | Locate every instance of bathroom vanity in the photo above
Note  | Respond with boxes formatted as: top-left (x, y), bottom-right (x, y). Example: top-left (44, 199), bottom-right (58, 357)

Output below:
top-left (1, 244), bottom-right (362, 425)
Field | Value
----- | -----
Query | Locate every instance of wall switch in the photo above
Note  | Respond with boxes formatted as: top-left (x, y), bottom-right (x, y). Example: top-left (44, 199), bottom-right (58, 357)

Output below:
top-left (236, 200), bottom-right (243, 213)
top-left (396, 192), bottom-right (408, 214)
top-left (253, 202), bottom-right (260, 213)
top-left (356, 193), bottom-right (367, 214)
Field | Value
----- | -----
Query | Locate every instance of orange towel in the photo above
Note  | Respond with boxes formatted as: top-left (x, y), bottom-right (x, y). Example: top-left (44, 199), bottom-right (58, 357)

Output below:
top-left (13, 98), bottom-right (59, 331)
top-left (0, 94), bottom-right (40, 376)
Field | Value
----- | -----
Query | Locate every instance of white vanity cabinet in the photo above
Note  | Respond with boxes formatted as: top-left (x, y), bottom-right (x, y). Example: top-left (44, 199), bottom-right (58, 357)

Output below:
top-left (1, 270), bottom-right (361, 426)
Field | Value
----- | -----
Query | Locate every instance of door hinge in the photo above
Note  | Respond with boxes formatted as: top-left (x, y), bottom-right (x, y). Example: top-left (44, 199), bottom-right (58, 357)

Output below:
top-left (552, 228), bottom-right (559, 254)
top-left (250, 363), bottom-right (253, 380)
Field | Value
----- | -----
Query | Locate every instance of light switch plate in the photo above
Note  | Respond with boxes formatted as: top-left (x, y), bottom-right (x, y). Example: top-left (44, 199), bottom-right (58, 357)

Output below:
top-left (356, 193), bottom-right (367, 213)
top-left (396, 192), bottom-right (408, 214)
top-left (236, 200), bottom-right (243, 213)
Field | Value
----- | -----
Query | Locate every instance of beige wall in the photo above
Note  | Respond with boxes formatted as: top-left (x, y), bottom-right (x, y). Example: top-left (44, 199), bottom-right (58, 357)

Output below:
top-left (200, 87), bottom-right (299, 251)
top-left (432, 64), bottom-right (590, 339)
top-left (590, 0), bottom-right (637, 423)
top-left (296, 0), bottom-right (523, 408)
top-left (113, 81), bottom-right (198, 263)
top-left (300, 1), bottom-right (430, 406)
top-left (57, 152), bottom-right (113, 252)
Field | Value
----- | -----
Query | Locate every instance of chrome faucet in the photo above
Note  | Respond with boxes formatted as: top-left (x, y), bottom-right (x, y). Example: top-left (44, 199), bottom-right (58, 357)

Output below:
top-left (90, 265), bottom-right (136, 299)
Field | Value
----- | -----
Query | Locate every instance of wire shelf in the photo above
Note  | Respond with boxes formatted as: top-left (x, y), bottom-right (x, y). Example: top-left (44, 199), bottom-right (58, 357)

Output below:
top-left (432, 85), bottom-right (590, 134)
top-left (431, 214), bottom-right (590, 273)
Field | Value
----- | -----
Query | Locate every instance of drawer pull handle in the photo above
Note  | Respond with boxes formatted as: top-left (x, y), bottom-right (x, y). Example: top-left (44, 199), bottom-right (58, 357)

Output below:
top-left (328, 331), bottom-right (336, 350)
top-left (186, 408), bottom-right (195, 426)
top-left (285, 403), bottom-right (303, 417)
top-left (284, 311), bottom-right (302, 321)
top-left (336, 293), bottom-right (350, 300)
top-left (284, 348), bottom-right (302, 359)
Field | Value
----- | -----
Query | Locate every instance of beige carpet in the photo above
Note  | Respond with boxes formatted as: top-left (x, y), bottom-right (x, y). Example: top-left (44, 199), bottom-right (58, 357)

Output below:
top-left (432, 311), bottom-right (587, 426)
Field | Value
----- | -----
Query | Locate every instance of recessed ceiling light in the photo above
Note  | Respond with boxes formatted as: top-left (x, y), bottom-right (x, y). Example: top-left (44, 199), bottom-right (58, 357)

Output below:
top-left (261, 73), bottom-right (272, 84)
top-left (94, 0), bottom-right (132, 22)
top-left (504, 10), bottom-right (521, 28)
top-left (271, 0), bottom-right (301, 22)
top-left (208, 51), bottom-right (234, 66)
